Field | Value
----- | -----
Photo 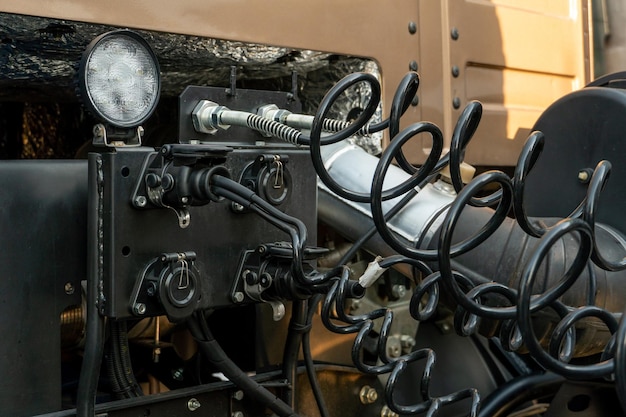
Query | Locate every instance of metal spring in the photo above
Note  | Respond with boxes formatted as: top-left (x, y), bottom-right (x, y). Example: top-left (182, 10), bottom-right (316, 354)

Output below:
top-left (321, 118), bottom-right (373, 136)
top-left (246, 113), bottom-right (303, 145)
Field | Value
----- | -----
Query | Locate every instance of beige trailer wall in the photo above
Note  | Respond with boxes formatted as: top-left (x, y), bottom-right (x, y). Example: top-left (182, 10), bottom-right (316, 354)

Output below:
top-left (0, 0), bottom-right (591, 166)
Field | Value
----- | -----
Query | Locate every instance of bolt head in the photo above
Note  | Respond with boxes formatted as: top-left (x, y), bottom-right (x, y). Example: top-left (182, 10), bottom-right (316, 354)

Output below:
top-left (133, 303), bottom-right (146, 315)
top-left (381, 405), bottom-right (399, 417)
top-left (233, 292), bottom-right (245, 303)
top-left (187, 398), bottom-right (201, 412)
top-left (147, 282), bottom-right (157, 297)
top-left (451, 27), bottom-right (460, 40)
top-left (408, 21), bottom-right (417, 34)
top-left (391, 284), bottom-right (407, 299)
top-left (64, 282), bottom-right (75, 295)
top-left (134, 195), bottom-right (147, 208)
top-left (359, 385), bottom-right (378, 404)
top-left (232, 202), bottom-right (245, 212)
top-left (578, 169), bottom-right (591, 183)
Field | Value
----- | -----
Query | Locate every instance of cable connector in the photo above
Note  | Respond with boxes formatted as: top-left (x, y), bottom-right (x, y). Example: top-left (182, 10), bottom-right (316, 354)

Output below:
top-left (358, 256), bottom-right (386, 288)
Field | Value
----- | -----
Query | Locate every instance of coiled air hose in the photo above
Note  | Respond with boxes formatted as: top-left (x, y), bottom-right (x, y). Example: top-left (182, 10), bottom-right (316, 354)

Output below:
top-left (317, 138), bottom-right (626, 357)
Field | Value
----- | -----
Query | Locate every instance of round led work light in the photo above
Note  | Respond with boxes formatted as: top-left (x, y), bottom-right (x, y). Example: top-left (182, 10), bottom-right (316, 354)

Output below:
top-left (79, 30), bottom-right (161, 128)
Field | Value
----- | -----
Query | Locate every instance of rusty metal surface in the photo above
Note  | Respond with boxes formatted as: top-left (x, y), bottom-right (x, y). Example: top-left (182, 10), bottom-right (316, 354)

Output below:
top-left (0, 0), bottom-right (591, 166)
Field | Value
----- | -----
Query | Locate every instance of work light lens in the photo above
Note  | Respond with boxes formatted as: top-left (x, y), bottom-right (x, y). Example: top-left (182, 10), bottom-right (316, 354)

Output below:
top-left (81, 31), bottom-right (160, 128)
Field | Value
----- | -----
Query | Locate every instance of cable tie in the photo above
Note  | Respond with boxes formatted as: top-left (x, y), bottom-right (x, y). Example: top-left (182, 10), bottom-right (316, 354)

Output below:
top-left (289, 322), bottom-right (313, 334)
top-left (358, 256), bottom-right (386, 288)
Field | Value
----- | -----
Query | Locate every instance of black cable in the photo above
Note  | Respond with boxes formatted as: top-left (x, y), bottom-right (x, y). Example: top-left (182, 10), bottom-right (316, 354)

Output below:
top-left (107, 320), bottom-right (143, 399)
top-left (477, 372), bottom-right (564, 417)
top-left (282, 300), bottom-right (307, 408)
top-left (302, 294), bottom-right (331, 417)
top-left (308, 73), bottom-right (428, 204)
top-left (188, 314), bottom-right (299, 417)
top-left (387, 71), bottom-right (421, 174)
top-left (516, 219), bottom-right (615, 380)
top-left (615, 307), bottom-right (626, 412)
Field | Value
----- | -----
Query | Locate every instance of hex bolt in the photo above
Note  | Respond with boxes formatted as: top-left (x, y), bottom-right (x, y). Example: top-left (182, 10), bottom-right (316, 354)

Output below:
top-left (391, 284), bottom-right (407, 299)
top-left (451, 27), bottom-right (459, 40)
top-left (400, 334), bottom-right (416, 353)
top-left (408, 21), bottom-right (417, 34)
top-left (232, 292), bottom-right (245, 303)
top-left (172, 368), bottom-right (184, 381)
top-left (381, 405), bottom-right (399, 417)
top-left (453, 97), bottom-right (461, 109)
top-left (359, 385), bottom-right (378, 404)
top-left (409, 60), bottom-right (418, 72)
top-left (452, 65), bottom-right (460, 78)
top-left (387, 336), bottom-right (402, 358)
top-left (133, 303), bottom-right (147, 315)
top-left (146, 281), bottom-right (157, 297)
top-left (232, 390), bottom-right (244, 401)
top-left (64, 282), bottom-right (75, 295)
top-left (578, 169), bottom-right (592, 184)
top-left (181, 196), bottom-right (189, 204)
top-left (134, 196), bottom-right (147, 208)
top-left (187, 398), bottom-right (201, 412)
top-left (232, 412), bottom-right (244, 417)
top-left (232, 202), bottom-right (245, 212)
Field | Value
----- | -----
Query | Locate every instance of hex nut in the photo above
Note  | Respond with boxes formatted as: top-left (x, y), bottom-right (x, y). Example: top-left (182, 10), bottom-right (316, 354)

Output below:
top-left (257, 104), bottom-right (280, 120)
top-left (359, 385), bottom-right (378, 404)
top-left (191, 100), bottom-right (220, 134)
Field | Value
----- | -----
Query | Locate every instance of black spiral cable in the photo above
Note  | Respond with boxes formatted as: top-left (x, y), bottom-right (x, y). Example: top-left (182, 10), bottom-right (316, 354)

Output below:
top-left (320, 263), bottom-right (480, 416)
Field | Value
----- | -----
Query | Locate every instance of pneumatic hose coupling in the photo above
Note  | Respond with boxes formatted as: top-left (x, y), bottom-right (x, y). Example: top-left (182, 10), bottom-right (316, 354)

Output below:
top-left (191, 100), bottom-right (303, 145)
top-left (191, 100), bottom-right (374, 143)
top-left (258, 104), bottom-right (375, 136)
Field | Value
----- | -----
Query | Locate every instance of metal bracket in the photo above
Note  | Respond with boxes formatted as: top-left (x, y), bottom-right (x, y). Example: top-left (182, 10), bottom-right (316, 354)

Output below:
top-left (92, 123), bottom-right (144, 147)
